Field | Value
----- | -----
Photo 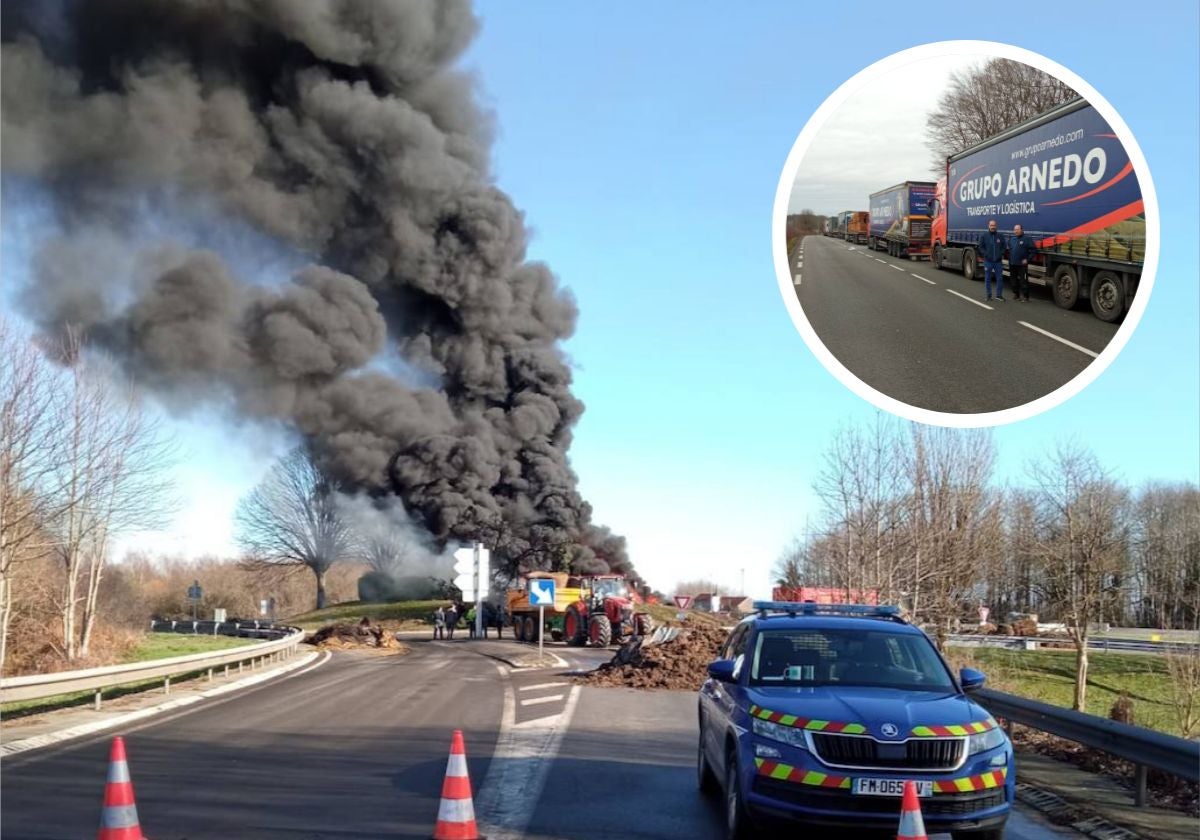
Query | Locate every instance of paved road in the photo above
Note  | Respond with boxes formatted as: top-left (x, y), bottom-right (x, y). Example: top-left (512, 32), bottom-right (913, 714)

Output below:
top-left (791, 235), bottom-right (1119, 414)
top-left (3, 638), bottom-right (1078, 839)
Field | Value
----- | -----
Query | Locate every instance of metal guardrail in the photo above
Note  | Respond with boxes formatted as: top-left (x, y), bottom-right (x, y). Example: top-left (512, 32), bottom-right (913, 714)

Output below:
top-left (149, 618), bottom-right (292, 641)
top-left (948, 634), bottom-right (1198, 656)
top-left (0, 627), bottom-right (305, 709)
top-left (975, 688), bottom-right (1200, 806)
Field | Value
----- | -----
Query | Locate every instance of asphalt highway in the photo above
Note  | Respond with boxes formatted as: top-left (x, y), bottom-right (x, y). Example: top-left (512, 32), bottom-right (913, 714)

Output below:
top-left (3, 638), bottom-right (1080, 839)
top-left (791, 235), bottom-right (1120, 414)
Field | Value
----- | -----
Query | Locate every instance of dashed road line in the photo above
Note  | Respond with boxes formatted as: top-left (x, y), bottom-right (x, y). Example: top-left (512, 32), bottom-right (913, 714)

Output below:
top-left (793, 274), bottom-right (801, 286)
top-left (911, 273), bottom-right (936, 285)
top-left (874, 258), bottom-right (886, 263)
top-left (519, 682), bottom-right (569, 692)
top-left (1019, 321), bottom-right (1099, 358)
top-left (946, 288), bottom-right (994, 310)
top-left (889, 265), bottom-right (905, 272)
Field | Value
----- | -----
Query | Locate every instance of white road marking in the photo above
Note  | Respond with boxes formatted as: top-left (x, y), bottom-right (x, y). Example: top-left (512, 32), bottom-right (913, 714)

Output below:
top-left (1019, 321), bottom-right (1100, 358)
top-left (889, 265), bottom-right (905, 272)
top-left (946, 288), bottom-right (994, 310)
top-left (519, 694), bottom-right (565, 706)
top-left (793, 274), bottom-right (801, 286)
top-left (911, 273), bottom-right (936, 285)
top-left (875, 258), bottom-right (886, 263)
top-left (518, 681), bottom-right (569, 692)
top-left (476, 665), bottom-right (582, 840)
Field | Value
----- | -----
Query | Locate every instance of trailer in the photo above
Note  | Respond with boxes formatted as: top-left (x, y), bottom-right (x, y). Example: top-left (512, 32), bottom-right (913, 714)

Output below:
top-left (869, 181), bottom-right (936, 258)
top-left (844, 210), bottom-right (869, 244)
top-left (825, 214), bottom-right (842, 237)
top-left (929, 97), bottom-right (1144, 322)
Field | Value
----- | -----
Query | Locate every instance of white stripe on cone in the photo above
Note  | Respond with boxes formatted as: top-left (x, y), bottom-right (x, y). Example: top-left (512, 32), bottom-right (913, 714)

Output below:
top-left (437, 795), bottom-right (476, 824)
top-left (445, 752), bottom-right (468, 778)
top-left (897, 805), bottom-right (927, 839)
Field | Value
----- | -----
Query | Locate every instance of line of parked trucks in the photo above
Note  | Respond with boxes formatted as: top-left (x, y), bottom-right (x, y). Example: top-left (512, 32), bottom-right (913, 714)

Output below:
top-left (819, 98), bottom-right (1144, 323)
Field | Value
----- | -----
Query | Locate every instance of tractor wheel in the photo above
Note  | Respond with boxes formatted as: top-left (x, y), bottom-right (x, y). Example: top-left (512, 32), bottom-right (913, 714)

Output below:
top-left (634, 613), bottom-right (653, 637)
top-left (523, 615), bottom-right (537, 644)
top-left (588, 614), bottom-right (613, 647)
top-left (513, 617), bottom-right (526, 642)
top-left (564, 605), bottom-right (587, 647)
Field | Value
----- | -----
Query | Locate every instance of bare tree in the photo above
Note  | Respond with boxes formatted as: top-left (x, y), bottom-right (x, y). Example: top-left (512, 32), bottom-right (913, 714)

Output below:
top-left (772, 537), bottom-right (807, 589)
top-left (925, 58), bottom-right (1077, 171)
top-left (47, 335), bottom-right (178, 661)
top-left (236, 447), bottom-right (355, 610)
top-left (0, 319), bottom-right (65, 672)
top-left (673, 579), bottom-right (728, 597)
top-left (1028, 442), bottom-right (1128, 711)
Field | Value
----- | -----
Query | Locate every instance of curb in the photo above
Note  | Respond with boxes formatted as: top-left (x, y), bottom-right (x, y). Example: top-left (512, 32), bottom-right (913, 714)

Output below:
top-left (1, 650), bottom-right (324, 757)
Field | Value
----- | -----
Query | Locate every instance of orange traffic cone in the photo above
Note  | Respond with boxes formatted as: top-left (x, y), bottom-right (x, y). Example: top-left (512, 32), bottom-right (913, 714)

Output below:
top-left (896, 780), bottom-right (928, 840)
top-left (98, 736), bottom-right (145, 840)
top-left (432, 730), bottom-right (484, 840)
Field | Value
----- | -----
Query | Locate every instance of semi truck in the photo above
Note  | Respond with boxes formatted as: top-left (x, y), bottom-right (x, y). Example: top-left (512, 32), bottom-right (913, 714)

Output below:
top-left (824, 215), bottom-right (842, 237)
top-left (869, 181), bottom-right (937, 258)
top-left (929, 97), bottom-right (1144, 322)
top-left (844, 210), bottom-right (869, 244)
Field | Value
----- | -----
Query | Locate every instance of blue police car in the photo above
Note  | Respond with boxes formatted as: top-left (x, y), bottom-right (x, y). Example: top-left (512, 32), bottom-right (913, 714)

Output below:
top-left (697, 603), bottom-right (1013, 839)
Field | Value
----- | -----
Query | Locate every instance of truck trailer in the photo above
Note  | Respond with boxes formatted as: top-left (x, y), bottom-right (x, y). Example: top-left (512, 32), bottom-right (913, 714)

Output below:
top-left (869, 181), bottom-right (937, 258)
top-left (929, 97), bottom-right (1144, 322)
top-left (825, 215), bottom-right (842, 237)
top-left (844, 210), bottom-right (869, 244)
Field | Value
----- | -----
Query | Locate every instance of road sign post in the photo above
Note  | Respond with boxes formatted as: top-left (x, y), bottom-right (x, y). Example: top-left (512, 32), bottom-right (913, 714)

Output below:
top-left (187, 581), bottom-right (203, 621)
top-left (528, 578), bottom-right (556, 665)
top-left (453, 543), bottom-right (490, 640)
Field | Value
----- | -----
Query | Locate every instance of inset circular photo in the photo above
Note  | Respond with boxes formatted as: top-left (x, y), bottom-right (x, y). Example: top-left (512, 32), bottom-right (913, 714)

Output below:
top-left (774, 42), bottom-right (1157, 425)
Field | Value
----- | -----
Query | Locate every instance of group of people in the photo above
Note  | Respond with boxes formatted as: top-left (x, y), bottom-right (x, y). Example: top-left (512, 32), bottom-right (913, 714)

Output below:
top-left (433, 601), bottom-right (502, 640)
top-left (976, 219), bottom-right (1037, 303)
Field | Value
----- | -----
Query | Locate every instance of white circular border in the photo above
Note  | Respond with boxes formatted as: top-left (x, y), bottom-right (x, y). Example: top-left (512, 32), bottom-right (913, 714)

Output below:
top-left (771, 40), bottom-right (1160, 428)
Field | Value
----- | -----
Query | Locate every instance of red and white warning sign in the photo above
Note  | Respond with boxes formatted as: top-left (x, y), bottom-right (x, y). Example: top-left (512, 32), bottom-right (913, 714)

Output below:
top-left (675, 595), bottom-right (693, 610)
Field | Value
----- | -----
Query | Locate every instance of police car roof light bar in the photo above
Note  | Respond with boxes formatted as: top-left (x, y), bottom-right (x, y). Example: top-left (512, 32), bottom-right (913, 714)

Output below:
top-left (751, 601), bottom-right (904, 621)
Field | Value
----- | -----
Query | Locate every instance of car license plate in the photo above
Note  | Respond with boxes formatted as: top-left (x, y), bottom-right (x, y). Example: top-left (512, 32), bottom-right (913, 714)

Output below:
top-left (853, 778), bottom-right (932, 797)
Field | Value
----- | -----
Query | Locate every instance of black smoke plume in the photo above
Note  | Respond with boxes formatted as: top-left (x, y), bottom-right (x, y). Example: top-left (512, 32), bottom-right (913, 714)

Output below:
top-left (1, 0), bottom-right (633, 579)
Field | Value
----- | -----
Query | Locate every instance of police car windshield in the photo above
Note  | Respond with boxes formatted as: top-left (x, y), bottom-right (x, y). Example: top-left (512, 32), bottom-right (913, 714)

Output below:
top-left (749, 629), bottom-right (955, 691)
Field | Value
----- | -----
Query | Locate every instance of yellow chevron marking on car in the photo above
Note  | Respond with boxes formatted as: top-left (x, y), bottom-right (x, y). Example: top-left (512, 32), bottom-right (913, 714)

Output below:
top-left (911, 717), bottom-right (998, 737)
top-left (749, 704), bottom-right (867, 734)
top-left (932, 767), bottom-right (1008, 794)
top-left (753, 758), bottom-right (852, 789)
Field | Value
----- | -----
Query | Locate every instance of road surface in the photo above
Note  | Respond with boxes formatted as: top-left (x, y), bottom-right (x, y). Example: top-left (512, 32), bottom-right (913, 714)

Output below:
top-left (3, 637), bottom-right (1079, 839)
top-left (790, 235), bottom-right (1119, 414)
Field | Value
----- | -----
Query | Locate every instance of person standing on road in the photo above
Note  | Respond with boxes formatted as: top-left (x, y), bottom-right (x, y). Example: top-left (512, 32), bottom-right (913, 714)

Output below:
top-left (979, 219), bottom-right (1007, 302)
top-left (1008, 224), bottom-right (1036, 302)
top-left (445, 603), bottom-right (458, 640)
top-left (433, 606), bottom-right (446, 640)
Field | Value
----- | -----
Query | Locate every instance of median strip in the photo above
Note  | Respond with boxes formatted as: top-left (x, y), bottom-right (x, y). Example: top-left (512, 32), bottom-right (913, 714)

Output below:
top-left (1019, 322), bottom-right (1100, 358)
top-left (946, 288), bottom-right (994, 310)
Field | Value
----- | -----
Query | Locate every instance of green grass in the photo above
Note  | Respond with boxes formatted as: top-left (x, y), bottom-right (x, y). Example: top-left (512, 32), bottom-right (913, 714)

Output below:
top-left (126, 633), bottom-right (256, 662)
top-left (960, 648), bottom-right (1182, 736)
top-left (288, 599), bottom-right (445, 629)
top-left (2, 634), bottom-right (259, 719)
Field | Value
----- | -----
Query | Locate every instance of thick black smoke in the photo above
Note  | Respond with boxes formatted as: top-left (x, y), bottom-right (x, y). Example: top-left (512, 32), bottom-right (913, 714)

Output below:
top-left (1, 0), bottom-right (632, 578)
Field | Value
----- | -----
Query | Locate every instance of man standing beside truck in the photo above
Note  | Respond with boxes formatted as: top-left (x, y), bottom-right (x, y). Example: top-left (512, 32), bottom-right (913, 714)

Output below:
top-left (979, 219), bottom-right (1006, 302)
top-left (1008, 224), bottom-right (1036, 302)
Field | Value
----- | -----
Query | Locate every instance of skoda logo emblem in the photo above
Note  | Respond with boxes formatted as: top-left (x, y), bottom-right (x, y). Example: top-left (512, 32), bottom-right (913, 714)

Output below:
top-left (880, 723), bottom-right (899, 738)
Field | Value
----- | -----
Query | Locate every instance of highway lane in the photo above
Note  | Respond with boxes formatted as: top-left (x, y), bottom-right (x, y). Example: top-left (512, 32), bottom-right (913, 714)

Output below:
top-left (3, 637), bottom-right (1080, 839)
top-left (2, 642), bottom-right (503, 840)
top-left (791, 234), bottom-right (1120, 414)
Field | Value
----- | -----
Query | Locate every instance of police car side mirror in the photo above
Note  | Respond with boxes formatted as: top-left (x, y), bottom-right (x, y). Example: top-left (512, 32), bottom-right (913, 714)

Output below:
top-left (707, 659), bottom-right (737, 683)
top-left (959, 667), bottom-right (986, 693)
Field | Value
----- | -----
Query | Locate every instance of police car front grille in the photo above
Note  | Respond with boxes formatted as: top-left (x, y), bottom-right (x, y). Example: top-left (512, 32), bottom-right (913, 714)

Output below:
top-left (810, 733), bottom-right (964, 770)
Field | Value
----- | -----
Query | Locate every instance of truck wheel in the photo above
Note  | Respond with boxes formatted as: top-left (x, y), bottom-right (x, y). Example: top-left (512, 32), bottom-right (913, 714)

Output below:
top-left (1052, 264), bottom-right (1080, 309)
top-left (962, 248), bottom-right (976, 280)
top-left (932, 244), bottom-right (943, 269)
top-left (589, 614), bottom-right (613, 647)
top-left (523, 615), bottom-right (537, 644)
top-left (513, 617), bottom-right (525, 642)
top-left (564, 605), bottom-right (587, 646)
top-left (1089, 270), bottom-right (1124, 322)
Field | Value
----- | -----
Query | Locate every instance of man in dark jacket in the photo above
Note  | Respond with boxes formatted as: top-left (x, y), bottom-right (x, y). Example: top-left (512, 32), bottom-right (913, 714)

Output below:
top-left (978, 219), bottom-right (1006, 302)
top-left (1007, 224), bottom-right (1037, 302)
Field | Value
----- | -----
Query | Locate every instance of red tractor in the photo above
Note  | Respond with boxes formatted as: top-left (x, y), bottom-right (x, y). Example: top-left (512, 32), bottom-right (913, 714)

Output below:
top-left (562, 574), bottom-right (653, 647)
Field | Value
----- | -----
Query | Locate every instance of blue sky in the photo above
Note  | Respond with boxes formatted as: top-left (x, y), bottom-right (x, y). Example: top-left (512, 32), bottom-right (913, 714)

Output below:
top-left (4, 2), bottom-right (1197, 600)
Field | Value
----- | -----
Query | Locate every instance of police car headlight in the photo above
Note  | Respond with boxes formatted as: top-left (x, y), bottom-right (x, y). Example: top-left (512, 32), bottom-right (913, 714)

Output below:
top-left (752, 718), bottom-right (808, 749)
top-left (968, 727), bottom-right (1006, 755)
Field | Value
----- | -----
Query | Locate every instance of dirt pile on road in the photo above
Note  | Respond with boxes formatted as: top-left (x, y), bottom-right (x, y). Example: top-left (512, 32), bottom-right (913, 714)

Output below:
top-left (580, 625), bottom-right (728, 690)
top-left (307, 620), bottom-right (409, 655)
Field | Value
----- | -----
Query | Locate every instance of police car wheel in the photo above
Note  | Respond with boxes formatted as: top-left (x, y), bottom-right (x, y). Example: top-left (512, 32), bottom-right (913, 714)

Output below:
top-left (697, 723), bottom-right (718, 795)
top-left (724, 750), bottom-right (757, 839)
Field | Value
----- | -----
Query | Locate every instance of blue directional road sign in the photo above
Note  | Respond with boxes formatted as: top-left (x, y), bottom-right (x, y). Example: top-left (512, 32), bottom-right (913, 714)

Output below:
top-left (529, 579), bottom-right (556, 606)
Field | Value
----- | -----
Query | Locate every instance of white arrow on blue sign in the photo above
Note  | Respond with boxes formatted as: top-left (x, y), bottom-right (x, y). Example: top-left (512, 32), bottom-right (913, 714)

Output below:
top-left (529, 579), bottom-right (556, 606)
